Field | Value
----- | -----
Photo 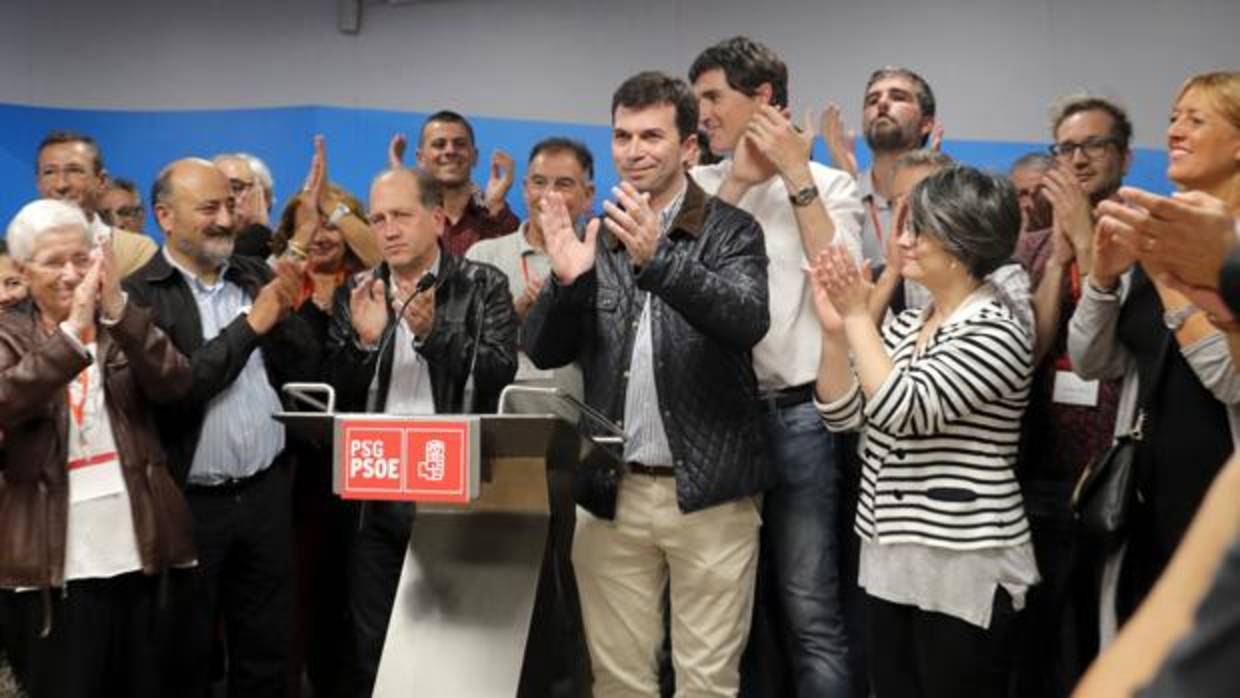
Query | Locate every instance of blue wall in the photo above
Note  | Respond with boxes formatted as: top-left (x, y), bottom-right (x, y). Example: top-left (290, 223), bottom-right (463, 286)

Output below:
top-left (0, 103), bottom-right (1171, 242)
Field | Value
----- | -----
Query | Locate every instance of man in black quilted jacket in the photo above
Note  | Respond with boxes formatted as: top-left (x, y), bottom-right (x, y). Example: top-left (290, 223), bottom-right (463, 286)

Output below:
top-left (524, 70), bottom-right (772, 697)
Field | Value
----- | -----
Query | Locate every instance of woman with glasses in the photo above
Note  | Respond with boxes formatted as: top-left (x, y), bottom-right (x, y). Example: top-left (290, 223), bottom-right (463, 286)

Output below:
top-left (812, 165), bottom-right (1038, 697)
top-left (0, 199), bottom-right (196, 698)
top-left (1067, 71), bottom-right (1240, 630)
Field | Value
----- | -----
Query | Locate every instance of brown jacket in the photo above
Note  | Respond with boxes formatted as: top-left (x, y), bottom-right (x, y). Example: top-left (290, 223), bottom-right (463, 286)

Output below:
top-left (0, 302), bottom-right (197, 588)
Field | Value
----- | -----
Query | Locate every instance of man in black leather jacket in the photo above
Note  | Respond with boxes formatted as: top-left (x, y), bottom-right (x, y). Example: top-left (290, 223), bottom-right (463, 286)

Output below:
top-left (326, 166), bottom-right (518, 697)
top-left (523, 71), bottom-right (772, 697)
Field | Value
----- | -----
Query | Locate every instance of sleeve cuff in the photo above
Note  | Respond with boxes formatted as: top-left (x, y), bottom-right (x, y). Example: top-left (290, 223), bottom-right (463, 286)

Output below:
top-left (57, 322), bottom-right (92, 358)
top-left (98, 292), bottom-right (129, 327)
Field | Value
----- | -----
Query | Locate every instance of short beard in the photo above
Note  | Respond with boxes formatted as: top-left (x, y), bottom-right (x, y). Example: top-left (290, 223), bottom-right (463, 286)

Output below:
top-left (174, 234), bottom-right (234, 271)
top-left (864, 119), bottom-right (921, 154)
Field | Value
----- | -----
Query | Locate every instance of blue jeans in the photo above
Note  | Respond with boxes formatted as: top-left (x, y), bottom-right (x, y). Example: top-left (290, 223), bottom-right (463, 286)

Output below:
top-left (743, 400), bottom-right (851, 697)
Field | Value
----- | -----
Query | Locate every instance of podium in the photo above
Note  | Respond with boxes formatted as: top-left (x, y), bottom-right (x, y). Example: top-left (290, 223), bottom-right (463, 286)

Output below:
top-left (277, 384), bottom-right (617, 697)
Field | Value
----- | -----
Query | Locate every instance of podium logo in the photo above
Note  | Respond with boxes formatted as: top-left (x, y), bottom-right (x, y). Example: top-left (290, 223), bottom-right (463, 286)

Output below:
top-left (417, 439), bottom-right (447, 482)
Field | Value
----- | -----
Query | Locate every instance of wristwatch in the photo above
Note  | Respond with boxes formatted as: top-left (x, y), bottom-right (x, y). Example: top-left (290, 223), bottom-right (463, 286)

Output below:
top-left (1163, 303), bottom-right (1198, 331)
top-left (327, 202), bottom-right (351, 226)
top-left (788, 184), bottom-right (819, 208)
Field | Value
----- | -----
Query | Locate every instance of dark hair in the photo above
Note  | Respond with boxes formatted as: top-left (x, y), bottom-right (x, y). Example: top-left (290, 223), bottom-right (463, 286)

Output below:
top-left (106, 176), bottom-right (142, 200)
top-left (151, 164), bottom-right (175, 208)
top-left (866, 67), bottom-right (936, 119)
top-left (907, 165), bottom-right (1021, 279)
top-left (611, 71), bottom-right (699, 141)
top-left (1050, 96), bottom-right (1133, 150)
top-left (688, 36), bottom-right (788, 108)
top-left (36, 130), bottom-right (104, 174)
top-left (696, 129), bottom-right (723, 166)
top-left (0, 239), bottom-right (8, 256)
top-left (529, 137), bottom-right (595, 181)
top-left (895, 148), bottom-right (954, 173)
top-left (420, 110), bottom-right (476, 147)
top-left (1009, 152), bottom-right (1056, 174)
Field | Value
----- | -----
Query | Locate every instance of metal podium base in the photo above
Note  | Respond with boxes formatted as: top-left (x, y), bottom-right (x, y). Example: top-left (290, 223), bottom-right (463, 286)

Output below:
top-left (373, 509), bottom-right (550, 697)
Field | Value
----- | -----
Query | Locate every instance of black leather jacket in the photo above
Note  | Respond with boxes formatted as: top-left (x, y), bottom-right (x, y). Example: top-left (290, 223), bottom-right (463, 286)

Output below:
top-left (327, 249), bottom-right (518, 415)
top-left (123, 252), bottom-right (322, 486)
top-left (524, 179), bottom-right (773, 518)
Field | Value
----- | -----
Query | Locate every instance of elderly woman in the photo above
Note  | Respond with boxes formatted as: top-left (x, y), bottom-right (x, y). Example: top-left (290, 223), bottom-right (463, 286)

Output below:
top-left (1068, 71), bottom-right (1240, 631)
top-left (812, 166), bottom-right (1038, 698)
top-left (0, 199), bottom-right (196, 698)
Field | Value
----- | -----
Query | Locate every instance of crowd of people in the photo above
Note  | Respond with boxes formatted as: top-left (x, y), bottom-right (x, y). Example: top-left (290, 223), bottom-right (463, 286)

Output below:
top-left (0, 32), bottom-right (1237, 698)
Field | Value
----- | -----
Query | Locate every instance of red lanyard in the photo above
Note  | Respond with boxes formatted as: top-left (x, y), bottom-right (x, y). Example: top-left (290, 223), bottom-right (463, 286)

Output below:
top-left (866, 197), bottom-right (886, 246)
top-left (68, 369), bottom-right (90, 428)
top-left (519, 254), bottom-right (532, 287)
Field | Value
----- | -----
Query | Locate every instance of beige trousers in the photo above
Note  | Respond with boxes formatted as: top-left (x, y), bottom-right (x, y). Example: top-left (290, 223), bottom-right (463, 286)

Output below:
top-left (573, 474), bottom-right (761, 697)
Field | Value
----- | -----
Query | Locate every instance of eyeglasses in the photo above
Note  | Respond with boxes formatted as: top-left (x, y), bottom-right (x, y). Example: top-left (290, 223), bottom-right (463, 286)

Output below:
top-left (1048, 137), bottom-right (1120, 160)
top-left (229, 178), bottom-right (256, 196)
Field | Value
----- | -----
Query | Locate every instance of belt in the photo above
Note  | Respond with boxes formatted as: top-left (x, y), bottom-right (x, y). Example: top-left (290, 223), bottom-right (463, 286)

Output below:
top-left (627, 462), bottom-right (675, 478)
top-left (185, 464), bottom-right (274, 494)
top-left (757, 383), bottom-right (815, 410)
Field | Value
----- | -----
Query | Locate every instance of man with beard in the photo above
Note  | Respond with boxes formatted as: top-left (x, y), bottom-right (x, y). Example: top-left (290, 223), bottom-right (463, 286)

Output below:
top-left (823, 68), bottom-right (938, 267)
top-left (524, 71), bottom-right (772, 696)
top-left (123, 158), bottom-right (320, 697)
top-left (35, 130), bottom-right (157, 276)
top-left (390, 110), bottom-right (520, 255)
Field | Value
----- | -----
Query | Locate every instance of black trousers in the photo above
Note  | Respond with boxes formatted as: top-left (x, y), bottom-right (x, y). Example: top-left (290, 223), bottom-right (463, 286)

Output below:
top-left (0, 572), bottom-right (179, 698)
top-left (866, 590), bottom-right (1017, 698)
top-left (346, 499), bottom-right (413, 698)
top-left (176, 460), bottom-right (294, 698)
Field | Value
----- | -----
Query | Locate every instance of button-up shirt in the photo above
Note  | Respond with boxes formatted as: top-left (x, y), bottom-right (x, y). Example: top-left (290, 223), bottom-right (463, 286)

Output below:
top-left (442, 195), bottom-right (519, 257)
top-left (370, 255), bottom-right (441, 415)
top-left (165, 249), bottom-right (285, 485)
top-left (622, 184), bottom-right (686, 468)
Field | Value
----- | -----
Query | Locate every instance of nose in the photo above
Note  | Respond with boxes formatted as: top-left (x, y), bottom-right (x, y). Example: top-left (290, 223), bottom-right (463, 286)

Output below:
top-left (215, 204), bottom-right (234, 231)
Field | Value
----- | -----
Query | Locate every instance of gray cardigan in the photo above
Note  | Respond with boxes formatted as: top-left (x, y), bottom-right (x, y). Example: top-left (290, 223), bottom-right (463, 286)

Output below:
top-left (1066, 272), bottom-right (1240, 444)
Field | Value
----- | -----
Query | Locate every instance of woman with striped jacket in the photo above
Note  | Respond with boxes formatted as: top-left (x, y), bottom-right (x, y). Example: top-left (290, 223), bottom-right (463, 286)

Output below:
top-left (811, 165), bottom-right (1039, 698)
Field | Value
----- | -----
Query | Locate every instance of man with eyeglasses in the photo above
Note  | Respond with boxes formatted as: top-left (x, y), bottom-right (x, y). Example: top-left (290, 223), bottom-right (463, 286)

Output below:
top-left (99, 176), bottom-right (147, 234)
top-left (213, 152), bottom-right (277, 258)
top-left (34, 130), bottom-right (157, 277)
top-left (1007, 95), bottom-right (1130, 698)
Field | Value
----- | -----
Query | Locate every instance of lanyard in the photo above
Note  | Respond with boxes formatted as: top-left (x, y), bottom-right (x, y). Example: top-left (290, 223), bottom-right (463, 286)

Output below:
top-left (519, 253), bottom-right (532, 287)
top-left (68, 369), bottom-right (90, 429)
top-left (865, 197), bottom-right (886, 246)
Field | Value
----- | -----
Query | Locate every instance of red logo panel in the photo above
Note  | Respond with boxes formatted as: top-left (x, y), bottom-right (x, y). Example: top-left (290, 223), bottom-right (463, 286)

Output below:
top-left (337, 418), bottom-right (473, 503)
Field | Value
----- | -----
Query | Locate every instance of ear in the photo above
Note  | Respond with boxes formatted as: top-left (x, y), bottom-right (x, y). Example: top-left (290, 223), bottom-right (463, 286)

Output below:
top-left (153, 202), bottom-right (175, 236)
top-left (755, 82), bottom-right (775, 106)
top-left (431, 206), bottom-right (447, 237)
top-left (919, 116), bottom-right (936, 140)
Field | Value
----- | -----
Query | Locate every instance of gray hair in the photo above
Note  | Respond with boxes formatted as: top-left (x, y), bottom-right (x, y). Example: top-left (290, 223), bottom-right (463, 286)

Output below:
top-left (907, 165), bottom-right (1021, 279)
top-left (895, 148), bottom-right (954, 173)
top-left (1009, 152), bottom-right (1055, 174)
top-left (5, 199), bottom-right (92, 262)
top-left (214, 152), bottom-right (276, 209)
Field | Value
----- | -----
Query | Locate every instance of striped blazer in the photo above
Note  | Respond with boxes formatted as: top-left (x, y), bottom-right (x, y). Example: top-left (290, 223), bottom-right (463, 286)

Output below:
top-left (818, 285), bottom-right (1034, 550)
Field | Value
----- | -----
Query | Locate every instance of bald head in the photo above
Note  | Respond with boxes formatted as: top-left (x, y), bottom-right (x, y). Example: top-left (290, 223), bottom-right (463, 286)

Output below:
top-left (153, 158), bottom-right (237, 273)
top-left (370, 168), bottom-right (444, 212)
top-left (368, 168), bottom-right (446, 274)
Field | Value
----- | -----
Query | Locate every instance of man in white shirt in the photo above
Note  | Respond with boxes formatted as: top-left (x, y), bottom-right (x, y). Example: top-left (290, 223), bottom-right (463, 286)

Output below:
top-left (689, 36), bottom-right (864, 698)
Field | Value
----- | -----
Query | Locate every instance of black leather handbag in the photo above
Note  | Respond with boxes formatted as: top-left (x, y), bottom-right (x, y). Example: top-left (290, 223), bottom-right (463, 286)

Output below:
top-left (1071, 334), bottom-right (1171, 551)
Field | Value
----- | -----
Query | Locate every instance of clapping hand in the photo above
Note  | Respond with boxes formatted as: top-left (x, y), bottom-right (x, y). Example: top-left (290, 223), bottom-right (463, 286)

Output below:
top-left (388, 133), bottom-right (408, 170)
top-left (350, 276), bottom-right (389, 347)
top-left (602, 183), bottom-right (660, 268)
top-left (745, 105), bottom-right (815, 184)
top-left (821, 103), bottom-right (858, 179)
top-left (808, 250), bottom-right (845, 334)
top-left (538, 191), bottom-right (598, 285)
top-left (815, 245), bottom-right (873, 320)
top-left (484, 150), bottom-right (516, 215)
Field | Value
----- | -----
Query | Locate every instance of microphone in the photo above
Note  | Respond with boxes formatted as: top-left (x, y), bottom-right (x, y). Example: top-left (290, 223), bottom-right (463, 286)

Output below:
top-left (374, 271), bottom-right (437, 362)
top-left (461, 296), bottom-right (486, 413)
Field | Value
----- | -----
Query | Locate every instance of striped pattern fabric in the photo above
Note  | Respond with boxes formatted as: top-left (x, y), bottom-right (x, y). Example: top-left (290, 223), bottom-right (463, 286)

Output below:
top-left (819, 291), bottom-right (1034, 551)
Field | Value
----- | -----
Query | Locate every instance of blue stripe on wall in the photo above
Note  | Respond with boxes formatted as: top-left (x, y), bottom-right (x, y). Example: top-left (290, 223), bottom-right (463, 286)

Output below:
top-left (0, 103), bottom-right (1170, 243)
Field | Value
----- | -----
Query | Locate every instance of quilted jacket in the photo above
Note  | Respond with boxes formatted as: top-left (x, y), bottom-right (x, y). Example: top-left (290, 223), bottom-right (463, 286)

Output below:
top-left (524, 178), bottom-right (773, 517)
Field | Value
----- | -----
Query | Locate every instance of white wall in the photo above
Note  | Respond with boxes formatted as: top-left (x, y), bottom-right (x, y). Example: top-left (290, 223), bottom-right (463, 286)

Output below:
top-left (2, 0), bottom-right (1236, 148)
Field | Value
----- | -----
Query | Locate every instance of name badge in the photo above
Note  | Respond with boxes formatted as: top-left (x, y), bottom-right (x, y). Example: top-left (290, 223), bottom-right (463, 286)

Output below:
top-left (1052, 370), bottom-right (1099, 407)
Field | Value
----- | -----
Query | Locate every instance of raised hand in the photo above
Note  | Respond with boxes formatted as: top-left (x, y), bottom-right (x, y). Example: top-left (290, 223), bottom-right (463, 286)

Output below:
top-left (350, 277), bottom-right (389, 347)
top-left (602, 183), bottom-right (660, 267)
top-left (97, 235), bottom-right (126, 321)
top-left (292, 136), bottom-right (328, 249)
top-left (248, 259), bottom-right (301, 334)
top-left (745, 105), bottom-right (815, 183)
top-left (728, 132), bottom-right (778, 187)
top-left (66, 256), bottom-right (103, 338)
top-left (484, 150), bottom-right (516, 215)
top-left (1090, 217), bottom-right (1138, 291)
top-left (929, 123), bottom-right (945, 152)
top-left (388, 133), bottom-right (408, 170)
top-left (514, 275), bottom-right (546, 320)
top-left (1042, 168), bottom-right (1095, 268)
top-left (821, 103), bottom-right (858, 178)
top-left (1049, 219), bottom-right (1077, 268)
top-left (1098, 187), bottom-right (1236, 289)
top-left (392, 275), bottom-right (435, 339)
top-left (808, 250), bottom-right (845, 334)
top-left (538, 191), bottom-right (598, 284)
top-left (817, 245), bottom-right (872, 319)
